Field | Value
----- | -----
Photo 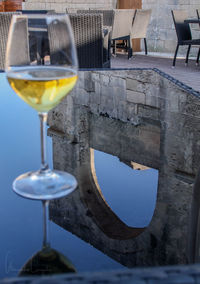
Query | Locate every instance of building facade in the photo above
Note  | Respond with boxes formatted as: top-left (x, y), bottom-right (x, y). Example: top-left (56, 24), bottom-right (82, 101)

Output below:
top-left (23, 0), bottom-right (117, 13)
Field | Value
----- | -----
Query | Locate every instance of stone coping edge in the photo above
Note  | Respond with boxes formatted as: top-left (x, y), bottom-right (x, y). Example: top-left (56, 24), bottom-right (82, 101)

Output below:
top-left (79, 67), bottom-right (200, 99)
top-left (1, 263), bottom-right (200, 283)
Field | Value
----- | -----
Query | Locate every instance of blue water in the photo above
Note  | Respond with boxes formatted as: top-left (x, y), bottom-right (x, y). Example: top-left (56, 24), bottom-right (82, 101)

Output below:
top-left (0, 73), bottom-right (158, 279)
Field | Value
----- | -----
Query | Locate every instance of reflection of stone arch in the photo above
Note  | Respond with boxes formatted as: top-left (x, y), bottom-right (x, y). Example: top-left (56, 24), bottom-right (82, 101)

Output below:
top-left (49, 107), bottom-right (160, 266)
top-left (79, 148), bottom-right (145, 240)
top-left (49, 69), bottom-right (200, 266)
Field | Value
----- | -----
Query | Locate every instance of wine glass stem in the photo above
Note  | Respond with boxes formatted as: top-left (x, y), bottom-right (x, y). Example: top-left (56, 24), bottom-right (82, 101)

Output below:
top-left (39, 112), bottom-right (49, 172)
top-left (42, 200), bottom-right (50, 248)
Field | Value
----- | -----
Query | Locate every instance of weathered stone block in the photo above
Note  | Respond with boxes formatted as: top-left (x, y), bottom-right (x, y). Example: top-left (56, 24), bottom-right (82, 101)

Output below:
top-left (127, 78), bottom-right (143, 91)
top-left (127, 90), bottom-right (146, 104)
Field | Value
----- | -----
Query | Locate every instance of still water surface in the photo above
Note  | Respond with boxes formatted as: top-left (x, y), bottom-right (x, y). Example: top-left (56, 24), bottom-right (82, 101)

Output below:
top-left (0, 74), bottom-right (158, 278)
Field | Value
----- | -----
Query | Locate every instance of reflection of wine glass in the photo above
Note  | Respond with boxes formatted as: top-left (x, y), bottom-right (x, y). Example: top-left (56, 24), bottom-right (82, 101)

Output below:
top-left (19, 246), bottom-right (76, 276)
top-left (5, 14), bottom-right (78, 200)
top-left (19, 202), bottom-right (76, 276)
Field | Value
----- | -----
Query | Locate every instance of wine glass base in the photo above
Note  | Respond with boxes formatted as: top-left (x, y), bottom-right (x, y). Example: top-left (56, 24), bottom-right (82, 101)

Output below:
top-left (12, 170), bottom-right (77, 200)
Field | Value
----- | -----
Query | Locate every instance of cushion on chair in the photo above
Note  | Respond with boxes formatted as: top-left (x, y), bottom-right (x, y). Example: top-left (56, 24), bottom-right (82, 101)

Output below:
top-left (131, 9), bottom-right (152, 40)
top-left (112, 9), bottom-right (135, 40)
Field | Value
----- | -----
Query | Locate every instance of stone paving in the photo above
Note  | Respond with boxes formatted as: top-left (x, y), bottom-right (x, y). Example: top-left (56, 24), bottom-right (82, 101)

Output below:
top-left (111, 53), bottom-right (200, 92)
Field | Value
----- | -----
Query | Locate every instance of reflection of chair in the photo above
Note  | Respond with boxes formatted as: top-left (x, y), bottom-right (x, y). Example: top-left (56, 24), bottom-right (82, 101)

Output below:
top-left (171, 10), bottom-right (200, 67)
top-left (131, 9), bottom-right (151, 55)
top-left (111, 9), bottom-right (135, 59)
top-left (0, 12), bottom-right (30, 71)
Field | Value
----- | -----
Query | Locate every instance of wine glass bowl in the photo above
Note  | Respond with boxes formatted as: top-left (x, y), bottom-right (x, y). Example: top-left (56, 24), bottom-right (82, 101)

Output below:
top-left (5, 14), bottom-right (78, 200)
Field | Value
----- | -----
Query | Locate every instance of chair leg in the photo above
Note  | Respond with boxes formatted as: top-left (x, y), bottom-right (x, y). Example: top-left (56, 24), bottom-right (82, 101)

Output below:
top-left (173, 44), bottom-right (179, 67)
top-left (112, 40), bottom-right (116, 56)
top-left (144, 38), bottom-right (147, 55)
top-left (185, 45), bottom-right (191, 65)
top-left (127, 37), bottom-right (132, 59)
top-left (196, 48), bottom-right (200, 65)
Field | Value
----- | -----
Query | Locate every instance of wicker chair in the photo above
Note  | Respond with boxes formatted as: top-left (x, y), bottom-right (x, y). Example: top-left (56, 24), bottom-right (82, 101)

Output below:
top-left (171, 10), bottom-right (200, 66)
top-left (0, 12), bottom-right (30, 71)
top-left (48, 13), bottom-right (109, 68)
top-left (69, 13), bottom-right (110, 68)
top-left (77, 9), bottom-right (114, 27)
top-left (111, 9), bottom-right (135, 59)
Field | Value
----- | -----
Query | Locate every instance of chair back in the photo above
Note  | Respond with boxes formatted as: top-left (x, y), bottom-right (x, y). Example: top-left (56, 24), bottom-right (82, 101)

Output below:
top-left (171, 10), bottom-right (192, 42)
top-left (197, 9), bottom-right (200, 19)
top-left (131, 9), bottom-right (151, 39)
top-left (69, 13), bottom-right (104, 68)
top-left (77, 9), bottom-right (114, 27)
top-left (0, 12), bottom-right (30, 70)
top-left (112, 9), bottom-right (135, 40)
top-left (197, 9), bottom-right (200, 28)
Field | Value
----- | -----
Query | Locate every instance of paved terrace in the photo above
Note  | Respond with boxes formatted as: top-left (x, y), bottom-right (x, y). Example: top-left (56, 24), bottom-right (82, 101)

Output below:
top-left (111, 53), bottom-right (200, 92)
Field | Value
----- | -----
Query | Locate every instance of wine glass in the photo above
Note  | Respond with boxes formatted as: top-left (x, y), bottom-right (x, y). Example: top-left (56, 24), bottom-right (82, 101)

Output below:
top-left (5, 13), bottom-right (78, 200)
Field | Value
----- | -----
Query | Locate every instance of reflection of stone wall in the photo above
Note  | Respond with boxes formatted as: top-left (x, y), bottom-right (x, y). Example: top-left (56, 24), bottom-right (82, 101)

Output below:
top-left (48, 69), bottom-right (200, 266)
top-left (23, 0), bottom-right (117, 13)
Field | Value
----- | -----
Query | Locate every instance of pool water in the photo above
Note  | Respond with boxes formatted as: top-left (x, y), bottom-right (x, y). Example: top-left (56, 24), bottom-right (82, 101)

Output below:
top-left (0, 74), bottom-right (158, 278)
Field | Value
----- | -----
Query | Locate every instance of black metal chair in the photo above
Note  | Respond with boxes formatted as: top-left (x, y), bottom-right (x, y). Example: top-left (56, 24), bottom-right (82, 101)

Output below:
top-left (196, 9), bottom-right (200, 65)
top-left (171, 10), bottom-right (200, 67)
top-left (197, 9), bottom-right (200, 23)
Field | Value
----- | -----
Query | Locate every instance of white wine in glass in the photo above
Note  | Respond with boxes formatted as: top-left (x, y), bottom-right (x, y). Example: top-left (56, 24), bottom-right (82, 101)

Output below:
top-left (5, 14), bottom-right (78, 200)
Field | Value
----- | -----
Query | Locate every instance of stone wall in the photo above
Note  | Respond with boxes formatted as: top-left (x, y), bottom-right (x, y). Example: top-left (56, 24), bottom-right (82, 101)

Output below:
top-left (142, 0), bottom-right (200, 54)
top-left (23, 0), bottom-right (117, 13)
